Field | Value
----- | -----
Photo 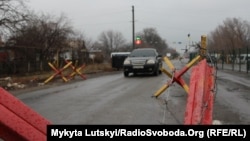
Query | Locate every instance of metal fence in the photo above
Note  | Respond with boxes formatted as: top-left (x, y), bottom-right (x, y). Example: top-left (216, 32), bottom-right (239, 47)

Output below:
top-left (207, 47), bottom-right (250, 73)
top-left (0, 51), bottom-right (90, 77)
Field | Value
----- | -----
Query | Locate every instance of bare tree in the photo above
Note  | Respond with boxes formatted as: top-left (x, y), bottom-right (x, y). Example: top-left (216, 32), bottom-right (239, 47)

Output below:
top-left (98, 30), bottom-right (126, 58)
top-left (72, 31), bottom-right (93, 51)
top-left (8, 13), bottom-right (74, 60)
top-left (207, 17), bottom-right (250, 68)
top-left (68, 31), bottom-right (87, 50)
top-left (0, 0), bottom-right (29, 38)
top-left (137, 27), bottom-right (168, 55)
top-left (4, 13), bottom-right (74, 72)
top-left (208, 17), bottom-right (250, 54)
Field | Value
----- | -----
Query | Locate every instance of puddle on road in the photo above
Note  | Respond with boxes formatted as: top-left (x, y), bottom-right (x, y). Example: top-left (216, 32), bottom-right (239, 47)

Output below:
top-left (226, 87), bottom-right (240, 91)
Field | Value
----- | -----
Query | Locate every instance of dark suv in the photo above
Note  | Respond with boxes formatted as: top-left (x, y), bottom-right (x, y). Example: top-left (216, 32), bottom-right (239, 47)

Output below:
top-left (123, 48), bottom-right (162, 77)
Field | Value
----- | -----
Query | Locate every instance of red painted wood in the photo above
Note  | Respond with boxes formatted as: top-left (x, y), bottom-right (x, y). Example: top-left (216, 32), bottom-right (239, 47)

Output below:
top-left (0, 105), bottom-right (46, 141)
top-left (184, 60), bottom-right (215, 125)
top-left (0, 87), bottom-right (51, 140)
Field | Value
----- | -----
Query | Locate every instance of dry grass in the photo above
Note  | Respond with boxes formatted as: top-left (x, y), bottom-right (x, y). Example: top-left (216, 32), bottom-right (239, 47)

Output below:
top-left (83, 63), bottom-right (113, 73)
top-left (0, 63), bottom-right (114, 90)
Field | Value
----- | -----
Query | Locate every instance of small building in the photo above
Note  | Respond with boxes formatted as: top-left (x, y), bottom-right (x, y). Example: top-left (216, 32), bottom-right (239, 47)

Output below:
top-left (89, 50), bottom-right (103, 63)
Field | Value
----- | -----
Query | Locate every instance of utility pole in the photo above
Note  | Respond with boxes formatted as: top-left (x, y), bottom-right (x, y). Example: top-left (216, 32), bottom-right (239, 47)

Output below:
top-left (132, 5), bottom-right (135, 49)
top-left (187, 33), bottom-right (191, 52)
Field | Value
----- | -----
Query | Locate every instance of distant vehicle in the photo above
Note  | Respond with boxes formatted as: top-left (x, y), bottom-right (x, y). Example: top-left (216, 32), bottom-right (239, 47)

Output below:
top-left (123, 48), bottom-right (162, 77)
top-left (111, 52), bottom-right (130, 70)
top-left (237, 54), bottom-right (250, 64)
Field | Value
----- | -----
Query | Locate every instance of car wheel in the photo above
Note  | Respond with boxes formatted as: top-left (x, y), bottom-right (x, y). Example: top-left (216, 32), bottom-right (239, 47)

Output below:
top-left (154, 69), bottom-right (159, 76)
top-left (159, 70), bottom-right (162, 75)
top-left (124, 71), bottom-right (129, 77)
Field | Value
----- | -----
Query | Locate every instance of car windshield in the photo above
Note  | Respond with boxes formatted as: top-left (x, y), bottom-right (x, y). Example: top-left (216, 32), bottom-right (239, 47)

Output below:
top-left (130, 49), bottom-right (156, 57)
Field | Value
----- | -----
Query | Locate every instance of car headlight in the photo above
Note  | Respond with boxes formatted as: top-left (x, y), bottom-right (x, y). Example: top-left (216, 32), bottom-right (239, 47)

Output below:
top-left (123, 59), bottom-right (131, 65)
top-left (147, 59), bottom-right (155, 64)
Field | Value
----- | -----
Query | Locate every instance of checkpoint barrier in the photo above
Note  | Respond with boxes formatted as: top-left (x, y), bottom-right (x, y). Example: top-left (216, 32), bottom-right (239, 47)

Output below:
top-left (153, 35), bottom-right (216, 124)
top-left (44, 60), bottom-right (87, 84)
top-left (65, 60), bottom-right (87, 80)
top-left (153, 55), bottom-right (203, 97)
top-left (0, 87), bottom-right (51, 141)
top-left (44, 61), bottom-right (72, 84)
top-left (153, 35), bottom-right (207, 98)
top-left (184, 59), bottom-right (215, 124)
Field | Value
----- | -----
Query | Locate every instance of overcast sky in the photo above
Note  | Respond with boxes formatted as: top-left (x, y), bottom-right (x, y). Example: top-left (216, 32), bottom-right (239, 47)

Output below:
top-left (26, 0), bottom-right (250, 52)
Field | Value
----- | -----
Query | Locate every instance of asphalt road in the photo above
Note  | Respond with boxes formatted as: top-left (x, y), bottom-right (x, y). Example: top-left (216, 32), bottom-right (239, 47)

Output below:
top-left (12, 59), bottom-right (250, 125)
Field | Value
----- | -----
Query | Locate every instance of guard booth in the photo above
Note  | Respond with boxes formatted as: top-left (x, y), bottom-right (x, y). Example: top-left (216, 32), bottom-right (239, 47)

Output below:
top-left (111, 52), bottom-right (130, 70)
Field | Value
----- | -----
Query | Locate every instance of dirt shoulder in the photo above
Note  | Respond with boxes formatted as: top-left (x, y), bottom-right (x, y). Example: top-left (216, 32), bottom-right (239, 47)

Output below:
top-left (1, 63), bottom-right (116, 95)
top-left (8, 71), bottom-right (121, 96)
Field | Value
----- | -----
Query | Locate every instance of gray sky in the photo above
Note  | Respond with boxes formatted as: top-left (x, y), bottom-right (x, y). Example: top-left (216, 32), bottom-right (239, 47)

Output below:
top-left (27, 0), bottom-right (250, 52)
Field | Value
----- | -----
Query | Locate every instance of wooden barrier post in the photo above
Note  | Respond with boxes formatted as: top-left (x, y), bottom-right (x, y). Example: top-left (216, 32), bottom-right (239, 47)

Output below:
top-left (153, 35), bottom-right (207, 98)
top-left (65, 60), bottom-right (87, 80)
top-left (0, 87), bottom-right (51, 140)
top-left (153, 55), bottom-right (202, 98)
top-left (44, 61), bottom-right (72, 84)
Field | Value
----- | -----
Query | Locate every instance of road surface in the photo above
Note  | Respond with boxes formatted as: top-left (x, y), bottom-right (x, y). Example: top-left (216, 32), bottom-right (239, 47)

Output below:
top-left (11, 59), bottom-right (250, 125)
